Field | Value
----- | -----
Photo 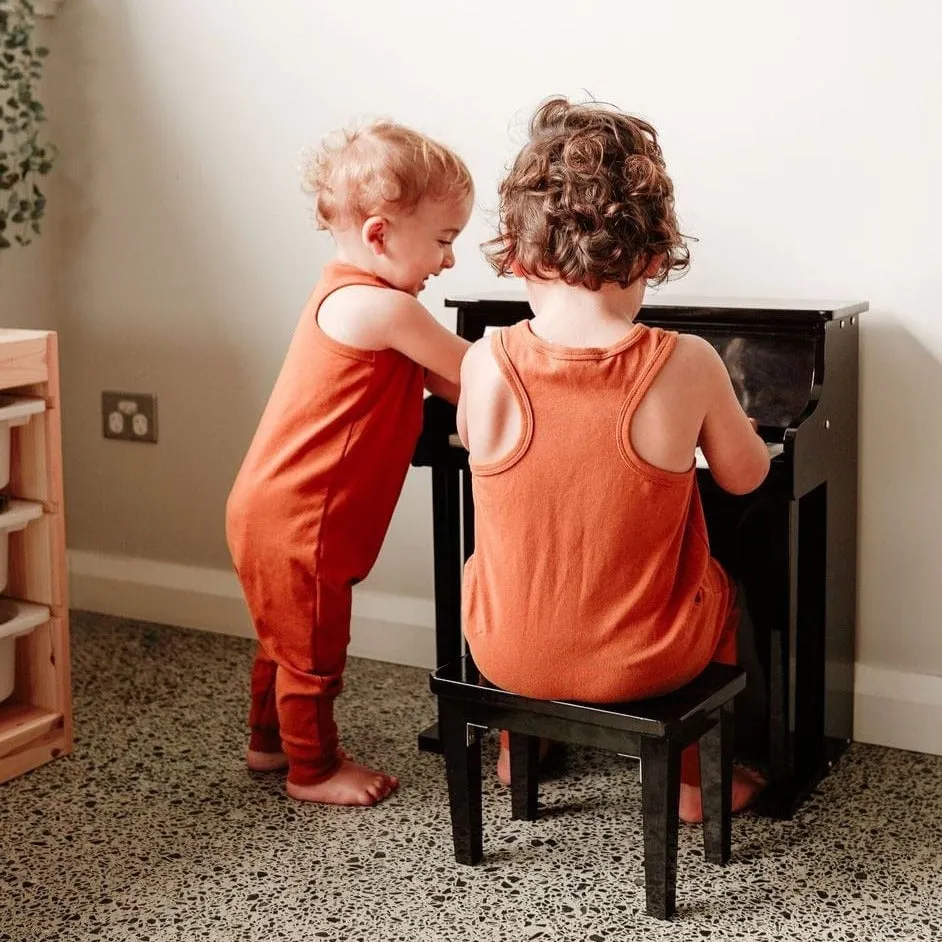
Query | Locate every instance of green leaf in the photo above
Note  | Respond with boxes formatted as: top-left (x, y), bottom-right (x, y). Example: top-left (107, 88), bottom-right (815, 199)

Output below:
top-left (0, 7), bottom-right (54, 253)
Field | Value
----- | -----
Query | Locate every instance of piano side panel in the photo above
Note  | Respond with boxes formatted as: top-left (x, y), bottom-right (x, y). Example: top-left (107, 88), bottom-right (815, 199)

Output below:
top-left (822, 317), bottom-right (859, 746)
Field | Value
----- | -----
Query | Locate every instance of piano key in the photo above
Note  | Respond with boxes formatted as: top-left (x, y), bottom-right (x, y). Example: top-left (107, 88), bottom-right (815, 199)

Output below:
top-left (447, 433), bottom-right (783, 469)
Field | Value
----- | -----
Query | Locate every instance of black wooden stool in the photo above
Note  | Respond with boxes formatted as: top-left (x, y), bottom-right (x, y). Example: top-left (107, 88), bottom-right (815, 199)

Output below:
top-left (429, 656), bottom-right (747, 920)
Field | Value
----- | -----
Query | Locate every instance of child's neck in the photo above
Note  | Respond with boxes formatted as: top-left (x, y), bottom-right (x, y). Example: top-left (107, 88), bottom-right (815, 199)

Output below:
top-left (526, 277), bottom-right (647, 348)
top-left (332, 230), bottom-right (381, 277)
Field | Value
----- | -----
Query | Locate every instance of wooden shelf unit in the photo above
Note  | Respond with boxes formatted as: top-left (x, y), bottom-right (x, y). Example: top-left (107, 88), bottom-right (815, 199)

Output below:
top-left (0, 329), bottom-right (71, 784)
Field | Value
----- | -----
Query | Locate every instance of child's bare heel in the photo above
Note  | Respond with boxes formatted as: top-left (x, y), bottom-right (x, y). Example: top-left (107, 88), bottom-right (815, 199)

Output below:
top-left (679, 765), bottom-right (766, 824)
top-left (246, 748), bottom-right (289, 773)
top-left (495, 737), bottom-right (557, 786)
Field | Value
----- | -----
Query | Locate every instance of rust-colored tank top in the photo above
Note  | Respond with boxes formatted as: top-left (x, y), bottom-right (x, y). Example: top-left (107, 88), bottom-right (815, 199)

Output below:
top-left (463, 319), bottom-right (728, 702)
top-left (227, 261), bottom-right (424, 587)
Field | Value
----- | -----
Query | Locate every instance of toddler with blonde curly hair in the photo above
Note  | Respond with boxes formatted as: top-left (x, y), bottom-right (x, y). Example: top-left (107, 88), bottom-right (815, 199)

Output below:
top-left (227, 119), bottom-right (472, 806)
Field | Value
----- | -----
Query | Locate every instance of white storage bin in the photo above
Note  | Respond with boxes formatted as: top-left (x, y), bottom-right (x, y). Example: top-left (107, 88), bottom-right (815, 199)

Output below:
top-left (0, 395), bottom-right (46, 491)
top-left (0, 599), bottom-right (50, 702)
top-left (0, 500), bottom-right (45, 703)
top-left (0, 500), bottom-right (43, 594)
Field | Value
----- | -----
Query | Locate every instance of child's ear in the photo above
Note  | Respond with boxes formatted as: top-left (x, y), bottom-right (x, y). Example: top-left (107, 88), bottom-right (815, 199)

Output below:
top-left (362, 216), bottom-right (388, 256)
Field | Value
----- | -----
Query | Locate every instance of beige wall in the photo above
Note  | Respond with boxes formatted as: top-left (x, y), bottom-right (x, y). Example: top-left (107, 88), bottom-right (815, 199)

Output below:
top-left (0, 240), bottom-right (56, 331)
top-left (25, 1), bottom-right (942, 680)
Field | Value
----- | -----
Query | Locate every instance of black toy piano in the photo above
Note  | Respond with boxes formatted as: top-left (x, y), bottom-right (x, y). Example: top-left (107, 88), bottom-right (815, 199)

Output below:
top-left (412, 293), bottom-right (865, 819)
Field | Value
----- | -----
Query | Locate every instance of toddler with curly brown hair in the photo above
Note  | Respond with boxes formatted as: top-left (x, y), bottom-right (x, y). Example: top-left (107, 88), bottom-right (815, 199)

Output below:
top-left (458, 97), bottom-right (768, 822)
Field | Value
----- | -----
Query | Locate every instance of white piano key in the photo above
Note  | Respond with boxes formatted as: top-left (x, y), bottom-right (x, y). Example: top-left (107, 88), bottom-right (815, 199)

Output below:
top-left (448, 434), bottom-right (783, 469)
top-left (694, 444), bottom-right (784, 468)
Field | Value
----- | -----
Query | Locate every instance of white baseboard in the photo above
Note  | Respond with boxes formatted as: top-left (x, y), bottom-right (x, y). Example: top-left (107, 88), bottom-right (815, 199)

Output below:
top-left (854, 664), bottom-right (942, 755)
top-left (67, 550), bottom-right (942, 755)
top-left (67, 550), bottom-right (437, 670)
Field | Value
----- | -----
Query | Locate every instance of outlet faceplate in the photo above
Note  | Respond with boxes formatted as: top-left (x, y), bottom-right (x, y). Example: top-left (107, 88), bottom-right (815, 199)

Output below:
top-left (102, 391), bottom-right (158, 443)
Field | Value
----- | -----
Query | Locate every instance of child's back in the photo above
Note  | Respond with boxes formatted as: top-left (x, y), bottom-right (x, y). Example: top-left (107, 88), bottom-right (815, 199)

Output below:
top-left (463, 320), bottom-right (735, 703)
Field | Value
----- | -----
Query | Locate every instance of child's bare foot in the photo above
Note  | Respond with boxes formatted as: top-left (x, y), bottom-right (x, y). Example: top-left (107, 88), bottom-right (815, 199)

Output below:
top-left (678, 766), bottom-right (765, 824)
top-left (496, 738), bottom-right (554, 786)
top-left (285, 758), bottom-right (399, 806)
top-left (246, 748), bottom-right (288, 772)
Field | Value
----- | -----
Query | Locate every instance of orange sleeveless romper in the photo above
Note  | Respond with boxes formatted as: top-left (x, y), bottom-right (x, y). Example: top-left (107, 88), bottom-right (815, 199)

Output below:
top-left (226, 261), bottom-right (424, 786)
top-left (463, 321), bottom-right (738, 785)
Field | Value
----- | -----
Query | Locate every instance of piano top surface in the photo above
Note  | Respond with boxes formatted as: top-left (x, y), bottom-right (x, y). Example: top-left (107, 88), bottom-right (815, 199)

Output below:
top-left (445, 292), bottom-right (868, 324)
top-left (443, 292), bottom-right (864, 431)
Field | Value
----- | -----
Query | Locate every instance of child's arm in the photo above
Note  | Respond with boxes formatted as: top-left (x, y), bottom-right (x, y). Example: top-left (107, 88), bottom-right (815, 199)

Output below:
top-left (697, 342), bottom-right (770, 495)
top-left (456, 351), bottom-right (473, 449)
top-left (456, 337), bottom-right (519, 461)
top-left (380, 293), bottom-right (470, 386)
top-left (317, 285), bottom-right (469, 385)
top-left (425, 371), bottom-right (460, 405)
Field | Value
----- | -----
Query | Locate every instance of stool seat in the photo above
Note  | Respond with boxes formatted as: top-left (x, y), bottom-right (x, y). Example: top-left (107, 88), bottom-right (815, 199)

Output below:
top-left (430, 656), bottom-right (747, 920)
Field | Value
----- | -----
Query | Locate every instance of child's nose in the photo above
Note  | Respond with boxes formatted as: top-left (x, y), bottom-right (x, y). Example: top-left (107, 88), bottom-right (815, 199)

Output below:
top-left (442, 250), bottom-right (455, 270)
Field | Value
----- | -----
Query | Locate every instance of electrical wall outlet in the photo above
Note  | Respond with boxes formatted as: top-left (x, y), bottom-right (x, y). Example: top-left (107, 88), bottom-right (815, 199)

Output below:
top-left (102, 391), bottom-right (158, 443)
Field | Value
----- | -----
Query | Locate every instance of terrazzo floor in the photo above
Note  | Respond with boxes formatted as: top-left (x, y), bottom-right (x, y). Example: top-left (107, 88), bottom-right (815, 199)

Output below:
top-left (1, 611), bottom-right (940, 942)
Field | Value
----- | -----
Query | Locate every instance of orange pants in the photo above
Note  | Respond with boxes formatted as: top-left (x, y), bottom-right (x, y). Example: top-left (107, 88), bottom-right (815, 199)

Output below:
top-left (246, 579), bottom-right (352, 787)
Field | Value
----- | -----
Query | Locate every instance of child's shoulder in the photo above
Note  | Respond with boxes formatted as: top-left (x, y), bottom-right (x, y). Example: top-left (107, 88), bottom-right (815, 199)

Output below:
top-left (317, 282), bottom-right (425, 351)
top-left (653, 329), bottom-right (730, 398)
top-left (318, 280), bottom-right (413, 319)
top-left (460, 333), bottom-right (504, 389)
top-left (673, 331), bottom-right (728, 375)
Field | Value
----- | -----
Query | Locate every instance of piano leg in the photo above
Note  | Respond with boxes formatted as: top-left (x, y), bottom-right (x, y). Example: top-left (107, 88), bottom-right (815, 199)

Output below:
top-left (419, 463), bottom-right (464, 753)
top-left (745, 485), bottom-right (830, 819)
top-left (763, 497), bottom-right (799, 815)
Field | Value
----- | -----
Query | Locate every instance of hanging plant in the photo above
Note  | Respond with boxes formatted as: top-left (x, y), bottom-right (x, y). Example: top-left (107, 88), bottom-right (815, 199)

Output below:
top-left (0, 0), bottom-right (55, 250)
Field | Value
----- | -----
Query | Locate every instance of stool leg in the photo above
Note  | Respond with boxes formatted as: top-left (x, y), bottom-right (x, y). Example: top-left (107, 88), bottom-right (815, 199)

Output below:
top-left (509, 732), bottom-right (540, 821)
top-left (700, 703), bottom-right (733, 865)
top-left (640, 737), bottom-right (681, 920)
top-left (440, 700), bottom-right (483, 865)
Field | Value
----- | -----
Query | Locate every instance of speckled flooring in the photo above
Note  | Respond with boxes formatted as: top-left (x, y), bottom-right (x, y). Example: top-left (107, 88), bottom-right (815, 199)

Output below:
top-left (1, 612), bottom-right (940, 942)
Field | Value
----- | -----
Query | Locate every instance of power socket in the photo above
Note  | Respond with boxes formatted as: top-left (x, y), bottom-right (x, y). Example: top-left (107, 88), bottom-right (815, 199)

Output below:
top-left (102, 391), bottom-right (158, 443)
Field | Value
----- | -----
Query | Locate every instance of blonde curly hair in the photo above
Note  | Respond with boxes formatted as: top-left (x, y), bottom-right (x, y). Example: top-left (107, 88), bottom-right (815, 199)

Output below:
top-left (485, 97), bottom-right (689, 289)
top-left (301, 120), bottom-right (473, 230)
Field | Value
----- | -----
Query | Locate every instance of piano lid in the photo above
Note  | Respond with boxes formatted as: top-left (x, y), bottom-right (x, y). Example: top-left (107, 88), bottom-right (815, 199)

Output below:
top-left (445, 292), bottom-right (868, 326)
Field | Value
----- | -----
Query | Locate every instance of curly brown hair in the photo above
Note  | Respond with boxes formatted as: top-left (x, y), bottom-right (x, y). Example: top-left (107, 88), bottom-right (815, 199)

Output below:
top-left (485, 97), bottom-right (689, 289)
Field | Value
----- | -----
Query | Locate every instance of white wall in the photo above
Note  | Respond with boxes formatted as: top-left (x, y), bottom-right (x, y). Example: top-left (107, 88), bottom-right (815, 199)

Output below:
top-left (38, 1), bottom-right (942, 746)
